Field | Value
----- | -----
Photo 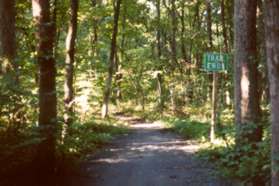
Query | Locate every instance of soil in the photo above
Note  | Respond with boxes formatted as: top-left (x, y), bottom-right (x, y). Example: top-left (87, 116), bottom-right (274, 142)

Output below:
top-left (65, 117), bottom-right (235, 186)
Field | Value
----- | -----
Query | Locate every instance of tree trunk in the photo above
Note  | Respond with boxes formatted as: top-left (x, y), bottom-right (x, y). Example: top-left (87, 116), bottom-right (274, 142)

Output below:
top-left (32, 0), bottom-right (57, 181)
top-left (101, 0), bottom-right (121, 118)
top-left (115, 1), bottom-right (127, 104)
top-left (221, 0), bottom-right (229, 52)
top-left (206, 0), bottom-right (218, 143)
top-left (263, 1), bottom-right (279, 185)
top-left (0, 0), bottom-right (17, 79)
top-left (156, 0), bottom-right (164, 110)
top-left (156, 0), bottom-right (161, 58)
top-left (170, 0), bottom-right (177, 67)
top-left (91, 0), bottom-right (98, 58)
top-left (180, 1), bottom-right (187, 62)
top-left (64, 0), bottom-right (79, 126)
top-left (234, 0), bottom-right (262, 143)
top-left (206, 0), bottom-right (213, 50)
top-left (234, 4), bottom-right (264, 184)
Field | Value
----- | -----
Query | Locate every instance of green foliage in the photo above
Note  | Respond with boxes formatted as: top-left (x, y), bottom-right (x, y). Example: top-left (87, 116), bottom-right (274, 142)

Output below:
top-left (165, 103), bottom-right (271, 184)
top-left (57, 119), bottom-right (129, 159)
top-left (0, 117), bottom-right (128, 179)
top-left (198, 138), bottom-right (270, 184)
top-left (0, 0), bottom-right (270, 184)
top-left (197, 122), bottom-right (271, 184)
top-left (164, 117), bottom-right (210, 140)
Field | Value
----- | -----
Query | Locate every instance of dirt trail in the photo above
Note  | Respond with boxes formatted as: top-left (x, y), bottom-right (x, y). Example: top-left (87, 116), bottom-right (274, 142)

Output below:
top-left (68, 117), bottom-right (233, 186)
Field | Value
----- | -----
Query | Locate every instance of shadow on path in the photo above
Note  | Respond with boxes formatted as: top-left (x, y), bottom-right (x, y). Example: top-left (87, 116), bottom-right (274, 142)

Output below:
top-left (65, 119), bottom-right (234, 186)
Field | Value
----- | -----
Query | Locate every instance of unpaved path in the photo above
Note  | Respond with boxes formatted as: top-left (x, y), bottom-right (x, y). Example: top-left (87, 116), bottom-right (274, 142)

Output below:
top-left (68, 118), bottom-right (233, 186)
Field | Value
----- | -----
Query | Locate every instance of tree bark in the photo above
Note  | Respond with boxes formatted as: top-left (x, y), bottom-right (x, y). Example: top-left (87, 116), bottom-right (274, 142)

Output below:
top-left (101, 0), bottom-right (121, 118)
top-left (0, 0), bottom-right (17, 79)
top-left (234, 6), bottom-right (264, 185)
top-left (156, 0), bottom-right (162, 57)
top-left (32, 0), bottom-right (57, 181)
top-left (64, 0), bottom-right (79, 125)
top-left (170, 0), bottom-right (177, 67)
top-left (156, 0), bottom-right (164, 110)
top-left (206, 0), bottom-right (213, 49)
top-left (234, 0), bottom-right (262, 143)
top-left (163, 0), bottom-right (178, 69)
top-left (180, 1), bottom-right (187, 62)
top-left (91, 0), bottom-right (98, 58)
top-left (115, 0), bottom-right (127, 103)
top-left (221, 0), bottom-right (229, 53)
top-left (206, 0), bottom-right (218, 143)
top-left (263, 1), bottom-right (279, 185)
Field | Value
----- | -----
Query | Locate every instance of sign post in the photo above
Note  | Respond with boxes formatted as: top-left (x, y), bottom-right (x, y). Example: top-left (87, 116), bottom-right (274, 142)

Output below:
top-left (202, 53), bottom-right (230, 143)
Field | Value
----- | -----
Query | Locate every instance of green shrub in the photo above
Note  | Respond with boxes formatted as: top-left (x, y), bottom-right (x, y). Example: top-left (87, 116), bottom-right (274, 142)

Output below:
top-left (198, 137), bottom-right (270, 184)
top-left (164, 117), bottom-right (210, 140)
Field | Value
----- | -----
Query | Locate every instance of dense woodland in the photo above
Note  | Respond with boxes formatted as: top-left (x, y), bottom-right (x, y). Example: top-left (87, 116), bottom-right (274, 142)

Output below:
top-left (0, 0), bottom-right (279, 185)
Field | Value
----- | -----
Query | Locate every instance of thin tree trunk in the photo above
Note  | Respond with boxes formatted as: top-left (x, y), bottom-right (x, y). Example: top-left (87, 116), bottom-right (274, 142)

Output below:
top-left (220, 0), bottom-right (231, 107)
top-left (163, 0), bottom-right (178, 69)
top-left (32, 0), bottom-right (57, 181)
top-left (156, 0), bottom-right (161, 57)
top-left (101, 0), bottom-right (121, 118)
top-left (156, 0), bottom-right (164, 110)
top-left (221, 0), bottom-right (228, 53)
top-left (263, 1), bottom-right (279, 185)
top-left (170, 0), bottom-right (177, 67)
top-left (206, 0), bottom-right (218, 143)
top-left (180, 1), bottom-right (187, 62)
top-left (206, 0), bottom-right (213, 50)
top-left (115, 1), bottom-right (127, 103)
top-left (64, 0), bottom-right (79, 125)
top-left (91, 0), bottom-right (98, 57)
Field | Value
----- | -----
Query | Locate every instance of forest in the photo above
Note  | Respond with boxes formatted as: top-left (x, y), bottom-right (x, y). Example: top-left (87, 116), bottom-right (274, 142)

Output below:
top-left (0, 0), bottom-right (279, 186)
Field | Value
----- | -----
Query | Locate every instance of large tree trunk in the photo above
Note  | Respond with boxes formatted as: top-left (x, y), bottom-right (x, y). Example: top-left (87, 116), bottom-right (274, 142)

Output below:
top-left (64, 0), bottom-right (79, 125)
top-left (101, 0), bottom-right (121, 118)
top-left (263, 1), bottom-right (279, 185)
top-left (234, 2), bottom-right (263, 185)
top-left (0, 0), bottom-right (17, 79)
top-left (234, 0), bottom-right (262, 142)
top-left (0, 0), bottom-right (21, 128)
top-left (32, 0), bottom-right (57, 181)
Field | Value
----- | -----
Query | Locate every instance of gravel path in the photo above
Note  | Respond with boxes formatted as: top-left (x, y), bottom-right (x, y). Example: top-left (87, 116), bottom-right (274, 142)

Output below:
top-left (68, 119), bottom-right (234, 186)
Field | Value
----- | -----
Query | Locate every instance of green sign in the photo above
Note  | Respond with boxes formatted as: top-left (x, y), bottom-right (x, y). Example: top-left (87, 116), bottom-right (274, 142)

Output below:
top-left (202, 53), bottom-right (230, 72)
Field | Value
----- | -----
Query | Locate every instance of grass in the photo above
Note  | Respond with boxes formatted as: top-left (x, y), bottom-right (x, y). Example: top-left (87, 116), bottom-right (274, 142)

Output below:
top-left (163, 117), bottom-right (210, 141)
top-left (160, 103), bottom-right (272, 185)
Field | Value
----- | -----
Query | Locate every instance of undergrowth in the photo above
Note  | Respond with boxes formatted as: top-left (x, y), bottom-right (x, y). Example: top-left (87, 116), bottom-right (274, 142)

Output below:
top-left (0, 117), bottom-right (129, 182)
top-left (163, 103), bottom-right (271, 185)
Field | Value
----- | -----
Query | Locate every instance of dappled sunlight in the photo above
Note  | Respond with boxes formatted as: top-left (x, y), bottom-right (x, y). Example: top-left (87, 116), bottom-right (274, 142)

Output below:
top-left (90, 158), bottom-right (129, 164)
top-left (128, 140), bottom-right (199, 154)
top-left (131, 122), bottom-right (165, 130)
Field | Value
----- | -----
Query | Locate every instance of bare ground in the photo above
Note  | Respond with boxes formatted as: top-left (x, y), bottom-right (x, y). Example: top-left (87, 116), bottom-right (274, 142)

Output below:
top-left (65, 117), bottom-right (234, 186)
